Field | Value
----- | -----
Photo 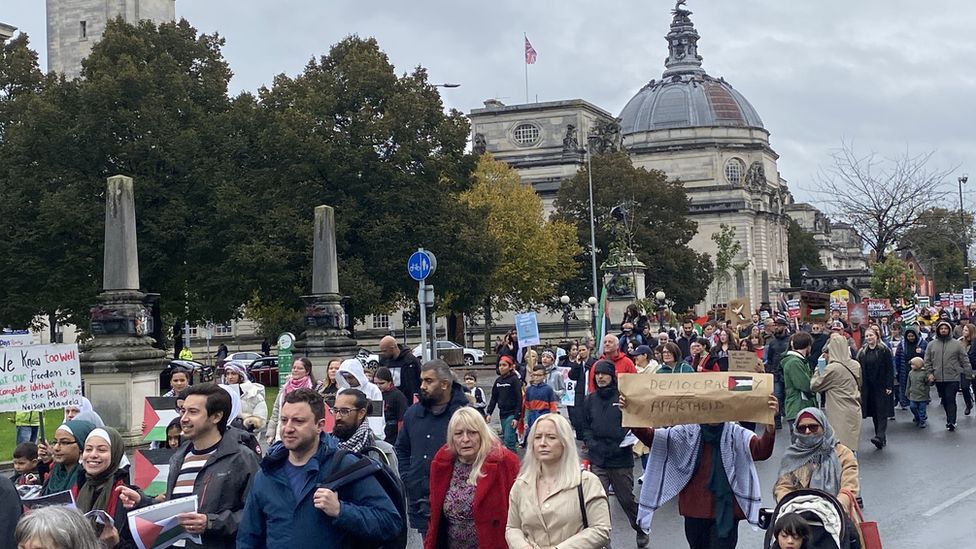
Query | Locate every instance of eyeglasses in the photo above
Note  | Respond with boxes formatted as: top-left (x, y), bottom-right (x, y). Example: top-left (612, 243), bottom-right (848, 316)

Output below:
top-left (333, 407), bottom-right (361, 417)
top-left (795, 424), bottom-right (822, 434)
top-left (52, 438), bottom-right (77, 447)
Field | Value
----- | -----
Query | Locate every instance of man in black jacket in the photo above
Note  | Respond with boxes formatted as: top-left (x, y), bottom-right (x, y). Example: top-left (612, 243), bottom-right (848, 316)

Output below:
top-left (808, 321), bottom-right (829, 369)
top-left (582, 360), bottom-right (648, 548)
top-left (567, 344), bottom-right (595, 438)
top-left (486, 356), bottom-right (523, 452)
top-left (764, 318), bottom-right (791, 429)
top-left (677, 320), bottom-right (696, 362)
top-left (378, 335), bottom-right (423, 402)
top-left (0, 476), bottom-right (21, 549)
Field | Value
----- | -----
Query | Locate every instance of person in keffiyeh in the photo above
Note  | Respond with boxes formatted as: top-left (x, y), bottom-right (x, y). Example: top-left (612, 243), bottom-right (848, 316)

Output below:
top-left (332, 389), bottom-right (375, 454)
top-left (622, 393), bottom-right (779, 548)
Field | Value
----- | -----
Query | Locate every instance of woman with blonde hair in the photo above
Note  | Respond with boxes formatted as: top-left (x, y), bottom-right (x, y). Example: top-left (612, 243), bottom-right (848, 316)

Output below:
top-left (856, 325), bottom-right (893, 449)
top-left (506, 413), bottom-right (611, 549)
top-left (425, 407), bottom-right (520, 549)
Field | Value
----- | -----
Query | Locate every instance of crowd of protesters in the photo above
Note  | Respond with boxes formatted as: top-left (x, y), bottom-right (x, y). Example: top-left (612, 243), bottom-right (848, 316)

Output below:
top-left (5, 300), bottom-right (974, 548)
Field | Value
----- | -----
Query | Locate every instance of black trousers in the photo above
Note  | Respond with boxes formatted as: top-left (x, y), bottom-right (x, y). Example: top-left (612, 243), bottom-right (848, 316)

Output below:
top-left (961, 375), bottom-right (974, 410)
top-left (871, 415), bottom-right (888, 442)
top-left (936, 381), bottom-right (961, 425)
top-left (684, 517), bottom-right (740, 549)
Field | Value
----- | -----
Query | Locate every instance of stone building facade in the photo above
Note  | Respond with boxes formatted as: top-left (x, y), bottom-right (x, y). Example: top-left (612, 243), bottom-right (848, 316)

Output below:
top-left (785, 202), bottom-right (870, 272)
top-left (46, 0), bottom-right (175, 79)
top-left (0, 22), bottom-right (16, 42)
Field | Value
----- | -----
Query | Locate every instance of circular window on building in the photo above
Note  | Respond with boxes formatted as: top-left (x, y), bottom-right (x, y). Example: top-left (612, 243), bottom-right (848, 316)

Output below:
top-left (725, 158), bottom-right (745, 185)
top-left (511, 123), bottom-right (541, 146)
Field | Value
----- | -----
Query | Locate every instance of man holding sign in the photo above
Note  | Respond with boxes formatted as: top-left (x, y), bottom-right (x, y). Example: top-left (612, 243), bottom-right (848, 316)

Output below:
top-left (619, 374), bottom-right (778, 549)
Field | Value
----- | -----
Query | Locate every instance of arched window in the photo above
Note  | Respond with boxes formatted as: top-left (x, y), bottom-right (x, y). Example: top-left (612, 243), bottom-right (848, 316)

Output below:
top-left (725, 158), bottom-right (745, 185)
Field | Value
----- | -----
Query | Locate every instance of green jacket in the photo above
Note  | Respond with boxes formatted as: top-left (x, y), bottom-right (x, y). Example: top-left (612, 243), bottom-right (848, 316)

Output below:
top-left (14, 411), bottom-right (40, 427)
top-left (782, 351), bottom-right (816, 420)
top-left (905, 368), bottom-right (931, 402)
top-left (655, 361), bottom-right (694, 374)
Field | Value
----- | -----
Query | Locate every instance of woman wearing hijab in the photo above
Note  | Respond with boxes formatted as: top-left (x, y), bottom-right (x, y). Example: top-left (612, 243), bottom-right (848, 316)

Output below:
top-left (774, 407), bottom-right (859, 515)
top-left (41, 419), bottom-right (95, 495)
top-left (75, 427), bottom-right (136, 548)
top-left (219, 384), bottom-right (261, 456)
top-left (810, 333), bottom-right (863, 453)
top-left (266, 357), bottom-right (316, 443)
top-left (221, 361), bottom-right (268, 433)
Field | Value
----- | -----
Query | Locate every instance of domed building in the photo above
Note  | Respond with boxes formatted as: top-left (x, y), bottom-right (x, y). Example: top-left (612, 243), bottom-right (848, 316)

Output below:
top-left (469, 1), bottom-right (792, 313)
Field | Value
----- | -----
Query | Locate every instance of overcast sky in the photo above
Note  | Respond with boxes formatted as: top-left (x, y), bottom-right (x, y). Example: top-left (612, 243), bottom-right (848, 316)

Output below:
top-left (6, 1), bottom-right (975, 208)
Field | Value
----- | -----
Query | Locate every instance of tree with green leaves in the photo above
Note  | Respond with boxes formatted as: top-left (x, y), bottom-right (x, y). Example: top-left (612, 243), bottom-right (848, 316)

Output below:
top-left (870, 255), bottom-right (915, 303)
top-left (554, 152), bottom-right (713, 311)
top-left (711, 224), bottom-right (749, 304)
top-left (898, 207), bottom-right (973, 293)
top-left (787, 220), bottom-right (825, 286)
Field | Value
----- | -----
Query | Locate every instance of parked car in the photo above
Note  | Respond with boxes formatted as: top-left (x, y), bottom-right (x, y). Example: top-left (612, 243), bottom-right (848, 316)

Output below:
top-left (216, 351), bottom-right (263, 377)
top-left (412, 341), bottom-right (484, 366)
top-left (159, 360), bottom-right (212, 394)
top-left (247, 356), bottom-right (279, 387)
top-left (358, 348), bottom-right (380, 369)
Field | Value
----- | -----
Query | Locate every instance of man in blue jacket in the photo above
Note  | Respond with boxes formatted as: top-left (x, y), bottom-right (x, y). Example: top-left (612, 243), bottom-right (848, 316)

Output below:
top-left (237, 388), bottom-right (400, 548)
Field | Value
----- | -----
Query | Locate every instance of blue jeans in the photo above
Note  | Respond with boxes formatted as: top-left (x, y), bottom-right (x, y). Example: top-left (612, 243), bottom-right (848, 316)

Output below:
top-left (16, 426), bottom-right (38, 445)
top-left (501, 415), bottom-right (518, 452)
top-left (909, 400), bottom-right (928, 424)
top-left (774, 378), bottom-right (785, 423)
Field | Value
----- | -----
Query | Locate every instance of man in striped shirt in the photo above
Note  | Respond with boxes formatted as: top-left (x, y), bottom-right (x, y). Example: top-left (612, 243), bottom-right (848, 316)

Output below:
top-left (120, 383), bottom-right (259, 548)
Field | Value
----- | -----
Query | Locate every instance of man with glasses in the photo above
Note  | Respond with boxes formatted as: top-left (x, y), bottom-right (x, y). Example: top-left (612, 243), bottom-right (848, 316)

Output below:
top-left (332, 389), bottom-right (374, 453)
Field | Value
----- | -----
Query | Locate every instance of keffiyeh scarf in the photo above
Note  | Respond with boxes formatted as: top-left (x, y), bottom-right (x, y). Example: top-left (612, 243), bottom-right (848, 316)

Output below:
top-left (338, 420), bottom-right (375, 454)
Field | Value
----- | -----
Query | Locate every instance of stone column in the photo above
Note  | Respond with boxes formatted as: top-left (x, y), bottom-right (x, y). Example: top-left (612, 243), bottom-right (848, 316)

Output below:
top-left (81, 175), bottom-right (168, 446)
top-left (296, 205), bottom-right (357, 379)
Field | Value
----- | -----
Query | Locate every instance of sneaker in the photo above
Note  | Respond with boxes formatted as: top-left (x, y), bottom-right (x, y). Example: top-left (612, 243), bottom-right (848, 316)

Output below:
top-left (870, 436), bottom-right (884, 450)
top-left (966, 406), bottom-right (973, 416)
top-left (637, 532), bottom-right (650, 547)
top-left (948, 423), bottom-right (956, 432)
top-left (919, 421), bottom-right (927, 428)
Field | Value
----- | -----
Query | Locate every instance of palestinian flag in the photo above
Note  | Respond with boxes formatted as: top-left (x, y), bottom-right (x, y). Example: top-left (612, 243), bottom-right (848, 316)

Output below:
top-left (728, 376), bottom-right (755, 391)
top-left (143, 397), bottom-right (179, 442)
top-left (134, 449), bottom-right (176, 497)
top-left (693, 315), bottom-right (708, 335)
top-left (132, 515), bottom-right (190, 549)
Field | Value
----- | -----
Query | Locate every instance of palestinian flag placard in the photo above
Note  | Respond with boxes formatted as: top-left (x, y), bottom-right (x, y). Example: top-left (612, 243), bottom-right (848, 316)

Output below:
top-left (728, 376), bottom-right (755, 391)
top-left (128, 495), bottom-right (200, 549)
top-left (143, 397), bottom-right (178, 442)
top-left (134, 449), bottom-right (176, 497)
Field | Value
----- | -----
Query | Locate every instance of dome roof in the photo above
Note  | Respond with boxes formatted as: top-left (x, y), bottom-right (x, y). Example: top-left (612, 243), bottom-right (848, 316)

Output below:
top-left (618, 2), bottom-right (764, 135)
top-left (619, 74), bottom-right (764, 134)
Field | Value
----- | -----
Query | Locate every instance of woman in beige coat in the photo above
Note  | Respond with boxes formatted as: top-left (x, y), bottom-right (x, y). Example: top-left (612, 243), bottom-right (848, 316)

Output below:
top-left (810, 333), bottom-right (863, 451)
top-left (506, 413), bottom-right (611, 549)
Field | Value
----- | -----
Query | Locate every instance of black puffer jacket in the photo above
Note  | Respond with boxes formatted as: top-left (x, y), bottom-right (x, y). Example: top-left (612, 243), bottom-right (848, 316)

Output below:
top-left (581, 364), bottom-right (633, 469)
top-left (765, 331), bottom-right (791, 376)
top-left (379, 345), bottom-right (423, 401)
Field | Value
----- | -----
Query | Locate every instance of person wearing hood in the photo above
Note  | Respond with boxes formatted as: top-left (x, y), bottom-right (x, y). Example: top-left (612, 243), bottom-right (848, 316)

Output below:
top-left (895, 326), bottom-right (927, 410)
top-left (336, 358), bottom-right (386, 441)
top-left (221, 361), bottom-right (268, 434)
top-left (924, 320), bottom-right (974, 431)
top-left (540, 350), bottom-right (566, 401)
top-left (267, 357), bottom-right (316, 444)
top-left (857, 326), bottom-right (894, 449)
top-left (75, 427), bottom-right (137, 548)
top-left (237, 388), bottom-right (401, 548)
top-left (774, 408), bottom-right (859, 517)
top-left (810, 334), bottom-right (863, 451)
top-left (581, 360), bottom-right (648, 547)
top-left (622, 394), bottom-right (778, 548)
top-left (395, 359), bottom-right (470, 539)
top-left (219, 385), bottom-right (262, 456)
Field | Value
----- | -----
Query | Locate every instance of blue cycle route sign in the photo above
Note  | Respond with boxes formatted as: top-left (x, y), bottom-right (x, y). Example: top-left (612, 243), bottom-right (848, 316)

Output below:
top-left (407, 250), bottom-right (434, 281)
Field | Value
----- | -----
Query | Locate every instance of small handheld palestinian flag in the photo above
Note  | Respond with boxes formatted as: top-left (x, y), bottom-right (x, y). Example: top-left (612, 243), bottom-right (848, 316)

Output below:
top-left (128, 495), bottom-right (201, 549)
top-left (728, 376), bottom-right (755, 392)
top-left (134, 449), bottom-right (176, 497)
top-left (143, 397), bottom-right (179, 442)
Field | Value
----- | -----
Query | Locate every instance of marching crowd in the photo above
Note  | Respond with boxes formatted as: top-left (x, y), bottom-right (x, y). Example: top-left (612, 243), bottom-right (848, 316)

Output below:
top-left (3, 306), bottom-right (974, 549)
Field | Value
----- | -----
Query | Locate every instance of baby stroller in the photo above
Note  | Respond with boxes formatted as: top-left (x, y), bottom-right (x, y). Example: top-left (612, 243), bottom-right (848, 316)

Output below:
top-left (760, 489), bottom-right (861, 549)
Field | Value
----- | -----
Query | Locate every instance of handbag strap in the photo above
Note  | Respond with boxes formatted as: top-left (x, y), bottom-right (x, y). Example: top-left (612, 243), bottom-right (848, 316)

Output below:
top-left (577, 470), bottom-right (589, 529)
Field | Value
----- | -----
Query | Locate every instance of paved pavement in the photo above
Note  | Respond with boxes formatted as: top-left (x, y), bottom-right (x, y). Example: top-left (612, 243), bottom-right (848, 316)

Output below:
top-left (405, 396), bottom-right (976, 548)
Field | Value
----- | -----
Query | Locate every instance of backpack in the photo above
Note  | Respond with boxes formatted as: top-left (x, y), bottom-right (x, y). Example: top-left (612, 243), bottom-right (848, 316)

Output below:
top-left (320, 446), bottom-right (408, 549)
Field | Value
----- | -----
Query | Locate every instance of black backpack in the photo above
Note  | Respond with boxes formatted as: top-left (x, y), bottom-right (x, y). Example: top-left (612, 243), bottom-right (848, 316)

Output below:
top-left (319, 446), bottom-right (408, 549)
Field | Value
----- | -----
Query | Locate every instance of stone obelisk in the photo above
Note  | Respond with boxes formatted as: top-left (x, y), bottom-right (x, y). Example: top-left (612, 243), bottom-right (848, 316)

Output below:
top-left (80, 175), bottom-right (168, 446)
top-left (295, 206), bottom-right (357, 375)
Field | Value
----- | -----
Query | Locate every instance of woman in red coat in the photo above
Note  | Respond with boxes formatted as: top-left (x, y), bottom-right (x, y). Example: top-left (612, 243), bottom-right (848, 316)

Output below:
top-left (425, 407), bottom-right (520, 549)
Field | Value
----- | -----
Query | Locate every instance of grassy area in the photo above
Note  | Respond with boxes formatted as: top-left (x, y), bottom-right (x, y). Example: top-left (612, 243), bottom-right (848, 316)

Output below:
top-left (265, 386), bottom-right (278, 413)
top-left (0, 410), bottom-right (70, 459)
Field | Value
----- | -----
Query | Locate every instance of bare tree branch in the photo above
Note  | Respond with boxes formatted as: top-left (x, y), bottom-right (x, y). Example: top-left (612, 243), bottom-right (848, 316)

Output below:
top-left (806, 142), bottom-right (955, 262)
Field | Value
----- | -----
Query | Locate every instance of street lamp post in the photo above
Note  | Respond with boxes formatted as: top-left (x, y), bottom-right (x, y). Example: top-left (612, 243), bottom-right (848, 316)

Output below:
top-left (655, 290), bottom-right (667, 330)
top-left (560, 295), bottom-right (571, 339)
top-left (587, 296), bottom-right (598, 338)
top-left (586, 138), bottom-right (599, 303)
top-left (959, 174), bottom-right (970, 289)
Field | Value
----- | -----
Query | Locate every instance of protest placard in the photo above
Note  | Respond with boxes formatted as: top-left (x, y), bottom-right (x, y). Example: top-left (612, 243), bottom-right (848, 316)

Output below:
top-left (726, 298), bottom-right (751, 325)
top-left (618, 372), bottom-right (774, 428)
top-left (128, 495), bottom-right (201, 549)
top-left (865, 298), bottom-right (892, 318)
top-left (0, 333), bottom-right (33, 347)
top-left (558, 366), bottom-right (574, 406)
top-left (143, 397), bottom-right (179, 442)
top-left (514, 312), bottom-right (541, 347)
top-left (954, 293), bottom-right (964, 309)
top-left (848, 303), bottom-right (868, 325)
top-left (964, 289), bottom-right (974, 307)
top-left (0, 343), bottom-right (81, 413)
top-left (728, 350), bottom-right (760, 372)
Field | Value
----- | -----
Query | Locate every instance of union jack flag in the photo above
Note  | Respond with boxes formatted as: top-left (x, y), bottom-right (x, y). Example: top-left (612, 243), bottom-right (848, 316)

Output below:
top-left (524, 36), bottom-right (537, 64)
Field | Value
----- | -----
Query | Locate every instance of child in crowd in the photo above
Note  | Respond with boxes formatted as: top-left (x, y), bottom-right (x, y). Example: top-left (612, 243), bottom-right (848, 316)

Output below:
top-left (486, 356), bottom-right (523, 452)
top-left (523, 366), bottom-right (558, 438)
top-left (772, 512), bottom-right (811, 549)
top-left (906, 356), bottom-right (931, 428)
top-left (163, 367), bottom-right (190, 397)
top-left (10, 442), bottom-right (43, 486)
top-left (374, 366), bottom-right (408, 442)
top-left (165, 418), bottom-right (183, 449)
top-left (540, 351), bottom-right (566, 402)
top-left (464, 371), bottom-right (489, 419)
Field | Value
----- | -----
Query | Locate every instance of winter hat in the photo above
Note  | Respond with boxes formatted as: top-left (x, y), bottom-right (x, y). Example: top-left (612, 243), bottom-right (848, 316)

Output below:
top-left (594, 360), bottom-right (616, 377)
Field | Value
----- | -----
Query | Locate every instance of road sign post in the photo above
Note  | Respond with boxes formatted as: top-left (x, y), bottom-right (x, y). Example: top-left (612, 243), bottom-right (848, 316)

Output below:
top-left (408, 249), bottom-right (437, 362)
top-left (277, 332), bottom-right (295, 389)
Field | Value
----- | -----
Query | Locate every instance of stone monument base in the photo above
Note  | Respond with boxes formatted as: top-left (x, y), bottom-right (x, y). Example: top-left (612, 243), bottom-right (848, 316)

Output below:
top-left (296, 293), bottom-right (359, 380)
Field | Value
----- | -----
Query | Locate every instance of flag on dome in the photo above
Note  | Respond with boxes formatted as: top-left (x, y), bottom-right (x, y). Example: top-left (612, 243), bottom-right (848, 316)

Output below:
top-left (524, 36), bottom-right (537, 64)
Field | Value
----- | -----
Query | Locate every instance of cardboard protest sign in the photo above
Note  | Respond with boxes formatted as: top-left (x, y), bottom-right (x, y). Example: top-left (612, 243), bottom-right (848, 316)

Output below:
top-left (514, 312), bottom-right (541, 347)
top-left (0, 344), bottom-right (81, 413)
top-left (143, 397), bottom-right (179, 442)
top-left (618, 372), bottom-right (774, 428)
top-left (847, 303), bottom-right (868, 325)
top-left (134, 448), bottom-right (177, 497)
top-left (865, 298), bottom-right (892, 318)
top-left (726, 298), bottom-right (751, 325)
top-left (128, 495), bottom-right (201, 549)
top-left (728, 350), bottom-right (760, 372)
